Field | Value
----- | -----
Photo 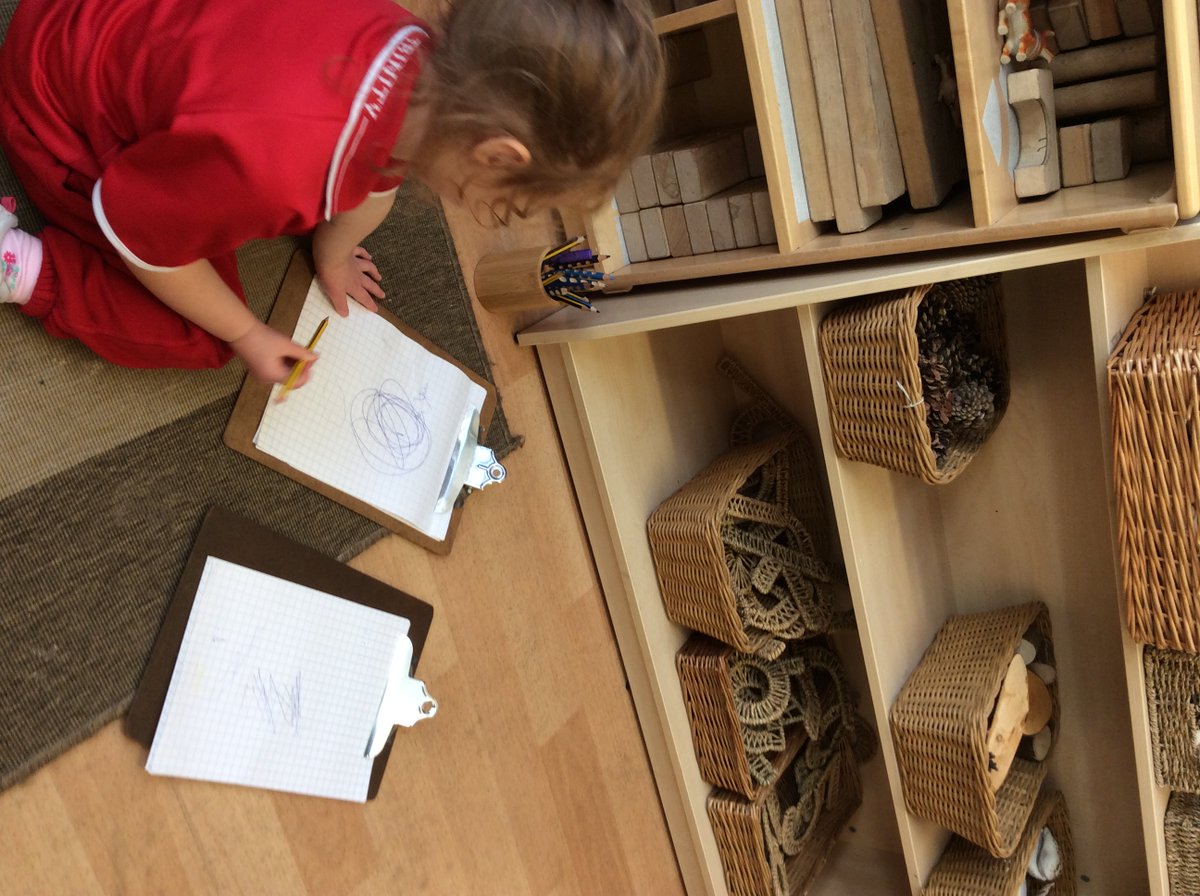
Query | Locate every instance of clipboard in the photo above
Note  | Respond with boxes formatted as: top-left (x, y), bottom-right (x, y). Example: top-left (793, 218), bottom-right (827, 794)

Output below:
top-left (223, 249), bottom-right (501, 555)
top-left (124, 505), bottom-right (435, 800)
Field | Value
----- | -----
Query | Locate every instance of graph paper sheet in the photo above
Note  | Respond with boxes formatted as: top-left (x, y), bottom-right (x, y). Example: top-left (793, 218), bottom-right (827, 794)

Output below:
top-left (253, 280), bottom-right (488, 540)
top-left (145, 557), bottom-right (412, 802)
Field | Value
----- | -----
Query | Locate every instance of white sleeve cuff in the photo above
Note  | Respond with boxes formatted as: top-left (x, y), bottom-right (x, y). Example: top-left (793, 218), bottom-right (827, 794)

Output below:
top-left (91, 179), bottom-right (184, 273)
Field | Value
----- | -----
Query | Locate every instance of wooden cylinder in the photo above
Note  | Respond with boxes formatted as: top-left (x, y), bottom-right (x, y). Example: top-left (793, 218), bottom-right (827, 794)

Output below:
top-left (472, 245), bottom-right (556, 314)
top-left (1050, 35), bottom-right (1159, 85)
top-left (1053, 70), bottom-right (1161, 119)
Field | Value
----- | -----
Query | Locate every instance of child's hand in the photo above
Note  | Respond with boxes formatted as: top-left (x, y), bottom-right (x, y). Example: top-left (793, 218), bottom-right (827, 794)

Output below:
top-left (316, 246), bottom-right (384, 316)
top-left (229, 320), bottom-right (319, 385)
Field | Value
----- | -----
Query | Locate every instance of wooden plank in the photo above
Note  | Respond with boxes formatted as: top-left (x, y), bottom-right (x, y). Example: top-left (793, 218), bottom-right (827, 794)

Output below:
top-left (631, 153), bottom-right (660, 210)
top-left (800, 0), bottom-right (882, 232)
top-left (673, 129), bottom-right (750, 203)
top-left (774, 0), bottom-right (836, 221)
top-left (947, 0), bottom-right (1021, 225)
top-left (830, 0), bottom-right (905, 206)
top-left (704, 192), bottom-right (738, 250)
top-left (868, 0), bottom-right (964, 209)
top-left (614, 168), bottom-right (640, 215)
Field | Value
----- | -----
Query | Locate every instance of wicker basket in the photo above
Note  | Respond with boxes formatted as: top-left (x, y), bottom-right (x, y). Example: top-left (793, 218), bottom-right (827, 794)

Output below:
top-left (1108, 289), bottom-right (1200, 652)
top-left (707, 739), bottom-right (861, 896)
top-left (1165, 791), bottom-right (1200, 895)
top-left (890, 602), bottom-right (1058, 857)
top-left (818, 275), bottom-right (1008, 485)
top-left (1144, 647), bottom-right (1200, 791)
top-left (677, 635), bottom-right (864, 800)
top-left (924, 790), bottom-right (1076, 895)
top-left (648, 430), bottom-right (831, 658)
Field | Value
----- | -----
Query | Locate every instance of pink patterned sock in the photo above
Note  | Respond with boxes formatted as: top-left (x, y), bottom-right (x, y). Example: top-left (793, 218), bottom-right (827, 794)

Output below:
top-left (0, 227), bottom-right (42, 305)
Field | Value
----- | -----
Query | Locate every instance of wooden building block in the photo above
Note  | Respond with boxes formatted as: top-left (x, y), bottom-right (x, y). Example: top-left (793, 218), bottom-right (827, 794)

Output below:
top-left (751, 188), bottom-right (777, 245)
top-left (1050, 35), bottom-right (1159, 85)
top-left (639, 207), bottom-right (671, 259)
top-left (800, 0), bottom-right (883, 233)
top-left (1129, 106), bottom-right (1172, 162)
top-left (704, 193), bottom-right (737, 250)
top-left (1058, 123), bottom-right (1094, 186)
top-left (661, 83), bottom-right (703, 141)
top-left (831, 0), bottom-right (905, 207)
top-left (662, 28), bottom-right (711, 88)
top-left (683, 201), bottom-right (715, 254)
top-left (743, 124), bottom-right (765, 179)
top-left (774, 0), bottom-right (835, 221)
top-left (651, 145), bottom-right (682, 206)
top-left (1115, 0), bottom-right (1157, 35)
top-left (614, 168), bottom-right (639, 215)
top-left (619, 211), bottom-right (648, 263)
top-left (868, 0), bottom-right (963, 209)
top-left (1047, 0), bottom-right (1090, 50)
top-left (1082, 0), bottom-right (1122, 40)
top-left (1009, 68), bottom-right (1061, 197)
top-left (1054, 70), bottom-right (1161, 119)
top-left (661, 204), bottom-right (692, 257)
top-left (631, 153), bottom-right (660, 209)
top-left (727, 188), bottom-right (760, 248)
top-left (673, 130), bottom-right (750, 203)
top-left (1091, 115), bottom-right (1134, 181)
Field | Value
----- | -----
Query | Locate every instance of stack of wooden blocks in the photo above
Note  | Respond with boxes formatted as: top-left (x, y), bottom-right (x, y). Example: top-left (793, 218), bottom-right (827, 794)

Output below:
top-left (616, 126), bottom-right (774, 262)
top-left (1038, 0), bottom-right (1169, 190)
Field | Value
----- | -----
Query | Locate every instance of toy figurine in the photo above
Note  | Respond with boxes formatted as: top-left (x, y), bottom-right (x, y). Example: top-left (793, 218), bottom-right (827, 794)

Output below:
top-left (998, 0), bottom-right (1056, 65)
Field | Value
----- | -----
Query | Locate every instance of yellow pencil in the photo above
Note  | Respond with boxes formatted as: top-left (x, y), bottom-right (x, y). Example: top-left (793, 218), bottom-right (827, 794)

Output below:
top-left (276, 316), bottom-right (329, 402)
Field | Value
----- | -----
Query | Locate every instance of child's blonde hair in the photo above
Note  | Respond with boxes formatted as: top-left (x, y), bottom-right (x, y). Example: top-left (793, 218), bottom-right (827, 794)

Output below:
top-left (414, 0), bottom-right (665, 217)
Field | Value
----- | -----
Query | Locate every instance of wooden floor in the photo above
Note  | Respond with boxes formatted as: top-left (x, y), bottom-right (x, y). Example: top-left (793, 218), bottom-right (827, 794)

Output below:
top-left (0, 197), bottom-right (684, 892)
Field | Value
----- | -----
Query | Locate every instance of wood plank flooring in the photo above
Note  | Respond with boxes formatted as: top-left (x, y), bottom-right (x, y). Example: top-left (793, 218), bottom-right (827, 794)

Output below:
top-left (0, 200), bottom-right (683, 894)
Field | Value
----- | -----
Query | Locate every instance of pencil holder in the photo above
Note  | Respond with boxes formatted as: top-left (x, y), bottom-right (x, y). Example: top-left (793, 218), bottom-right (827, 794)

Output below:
top-left (924, 790), bottom-right (1076, 895)
top-left (889, 601), bottom-right (1058, 858)
top-left (472, 245), bottom-right (559, 314)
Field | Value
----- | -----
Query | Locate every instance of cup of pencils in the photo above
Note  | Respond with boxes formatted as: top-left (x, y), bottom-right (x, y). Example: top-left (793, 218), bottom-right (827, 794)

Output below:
top-left (473, 237), bottom-right (611, 315)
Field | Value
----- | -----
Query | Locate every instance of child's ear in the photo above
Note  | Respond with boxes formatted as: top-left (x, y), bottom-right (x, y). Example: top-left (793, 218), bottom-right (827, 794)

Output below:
top-left (471, 135), bottom-right (531, 169)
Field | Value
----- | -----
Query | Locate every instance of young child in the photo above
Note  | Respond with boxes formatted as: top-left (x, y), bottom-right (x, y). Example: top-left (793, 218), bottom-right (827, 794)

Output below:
top-left (0, 0), bottom-right (664, 384)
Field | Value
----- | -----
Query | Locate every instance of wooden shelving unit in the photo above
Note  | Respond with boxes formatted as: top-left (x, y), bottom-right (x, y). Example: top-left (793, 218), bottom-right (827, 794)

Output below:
top-left (520, 220), bottom-right (1200, 894)
top-left (583, 0), bottom-right (1200, 289)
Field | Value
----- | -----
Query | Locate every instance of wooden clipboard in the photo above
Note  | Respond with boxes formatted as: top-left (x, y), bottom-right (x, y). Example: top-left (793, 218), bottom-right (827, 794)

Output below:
top-left (223, 249), bottom-right (497, 555)
top-left (124, 505), bottom-right (435, 800)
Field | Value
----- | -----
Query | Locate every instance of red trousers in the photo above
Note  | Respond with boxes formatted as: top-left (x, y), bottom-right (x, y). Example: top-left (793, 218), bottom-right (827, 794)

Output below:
top-left (0, 95), bottom-right (243, 369)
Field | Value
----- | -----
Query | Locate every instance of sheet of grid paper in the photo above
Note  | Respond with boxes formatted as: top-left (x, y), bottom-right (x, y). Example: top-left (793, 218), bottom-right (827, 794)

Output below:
top-left (253, 280), bottom-right (488, 540)
top-left (145, 557), bottom-right (412, 802)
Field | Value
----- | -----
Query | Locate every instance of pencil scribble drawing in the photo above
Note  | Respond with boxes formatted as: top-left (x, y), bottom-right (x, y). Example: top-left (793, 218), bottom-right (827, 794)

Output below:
top-left (351, 379), bottom-right (432, 474)
top-left (247, 669), bottom-right (302, 735)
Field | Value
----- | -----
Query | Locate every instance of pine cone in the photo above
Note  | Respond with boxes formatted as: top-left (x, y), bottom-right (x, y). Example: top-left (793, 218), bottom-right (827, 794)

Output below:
top-left (950, 380), bottom-right (995, 434)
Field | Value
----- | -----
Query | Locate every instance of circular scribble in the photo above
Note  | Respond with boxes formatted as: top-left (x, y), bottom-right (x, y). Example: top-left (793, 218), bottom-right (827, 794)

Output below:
top-left (351, 380), bottom-right (431, 474)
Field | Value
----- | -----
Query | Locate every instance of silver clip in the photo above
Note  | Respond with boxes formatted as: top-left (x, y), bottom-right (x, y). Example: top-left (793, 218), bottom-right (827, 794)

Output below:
top-left (435, 408), bottom-right (506, 513)
top-left (364, 634), bottom-right (439, 759)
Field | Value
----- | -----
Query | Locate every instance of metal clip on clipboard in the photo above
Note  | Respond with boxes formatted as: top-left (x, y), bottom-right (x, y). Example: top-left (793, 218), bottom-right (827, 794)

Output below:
top-left (434, 407), bottom-right (506, 514)
top-left (365, 634), bottom-right (438, 759)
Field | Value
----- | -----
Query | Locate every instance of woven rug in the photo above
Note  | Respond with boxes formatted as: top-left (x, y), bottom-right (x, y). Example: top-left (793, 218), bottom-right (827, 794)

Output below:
top-left (0, 161), bottom-right (519, 791)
